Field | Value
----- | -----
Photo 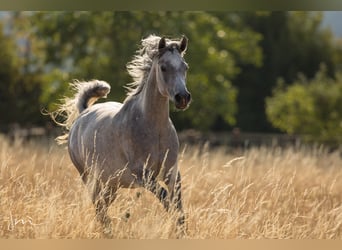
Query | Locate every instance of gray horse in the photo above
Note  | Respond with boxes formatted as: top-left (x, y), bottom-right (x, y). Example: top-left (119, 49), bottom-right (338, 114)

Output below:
top-left (54, 35), bottom-right (191, 236)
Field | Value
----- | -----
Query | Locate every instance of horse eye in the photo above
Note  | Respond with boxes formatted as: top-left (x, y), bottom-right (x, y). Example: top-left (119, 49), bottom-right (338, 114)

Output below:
top-left (160, 65), bottom-right (167, 72)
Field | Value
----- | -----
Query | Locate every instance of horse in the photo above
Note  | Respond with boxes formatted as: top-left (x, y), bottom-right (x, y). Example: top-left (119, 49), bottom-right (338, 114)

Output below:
top-left (53, 35), bottom-right (191, 237)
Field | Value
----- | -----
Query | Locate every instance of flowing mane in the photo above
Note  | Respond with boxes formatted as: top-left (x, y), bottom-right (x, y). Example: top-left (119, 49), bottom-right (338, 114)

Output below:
top-left (125, 34), bottom-right (185, 99)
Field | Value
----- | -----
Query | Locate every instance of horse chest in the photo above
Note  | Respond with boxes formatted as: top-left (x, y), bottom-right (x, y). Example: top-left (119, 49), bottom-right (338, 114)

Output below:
top-left (124, 123), bottom-right (178, 171)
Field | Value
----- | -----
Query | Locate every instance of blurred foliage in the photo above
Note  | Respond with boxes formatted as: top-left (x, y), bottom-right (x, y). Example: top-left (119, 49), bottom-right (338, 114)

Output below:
top-left (0, 11), bottom-right (342, 142)
top-left (12, 11), bottom-right (262, 130)
top-left (266, 64), bottom-right (342, 146)
top-left (232, 11), bottom-right (342, 132)
top-left (0, 18), bottom-right (47, 128)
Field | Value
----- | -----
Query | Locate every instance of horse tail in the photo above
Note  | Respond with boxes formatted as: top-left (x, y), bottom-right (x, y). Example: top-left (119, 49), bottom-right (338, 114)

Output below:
top-left (51, 80), bottom-right (111, 144)
top-left (73, 80), bottom-right (111, 113)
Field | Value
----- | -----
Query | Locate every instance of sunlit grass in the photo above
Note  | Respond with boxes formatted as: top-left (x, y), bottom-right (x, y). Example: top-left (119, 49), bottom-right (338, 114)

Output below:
top-left (0, 135), bottom-right (341, 238)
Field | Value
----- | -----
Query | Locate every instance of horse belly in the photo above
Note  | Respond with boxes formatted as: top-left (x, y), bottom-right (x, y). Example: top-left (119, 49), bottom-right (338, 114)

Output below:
top-left (68, 105), bottom-right (123, 177)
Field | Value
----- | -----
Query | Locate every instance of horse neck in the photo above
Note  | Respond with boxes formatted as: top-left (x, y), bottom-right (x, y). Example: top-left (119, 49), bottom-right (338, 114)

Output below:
top-left (139, 65), bottom-right (170, 127)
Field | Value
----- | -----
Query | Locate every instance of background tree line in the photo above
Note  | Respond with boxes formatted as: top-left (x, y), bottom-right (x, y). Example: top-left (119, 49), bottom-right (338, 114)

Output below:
top-left (0, 11), bottom-right (341, 145)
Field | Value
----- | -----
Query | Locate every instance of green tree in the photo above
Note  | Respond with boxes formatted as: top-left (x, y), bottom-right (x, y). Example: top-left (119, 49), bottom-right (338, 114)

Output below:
top-left (233, 11), bottom-right (341, 132)
top-left (266, 65), bottom-right (342, 146)
top-left (27, 11), bottom-right (262, 131)
top-left (0, 22), bottom-right (19, 128)
top-left (0, 20), bottom-right (47, 129)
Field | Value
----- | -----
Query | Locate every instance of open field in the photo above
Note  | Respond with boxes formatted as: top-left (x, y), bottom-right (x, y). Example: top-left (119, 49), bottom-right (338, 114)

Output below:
top-left (0, 135), bottom-right (342, 239)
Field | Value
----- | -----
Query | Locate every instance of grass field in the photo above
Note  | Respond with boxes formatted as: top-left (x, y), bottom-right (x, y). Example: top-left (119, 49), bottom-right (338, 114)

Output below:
top-left (0, 135), bottom-right (341, 239)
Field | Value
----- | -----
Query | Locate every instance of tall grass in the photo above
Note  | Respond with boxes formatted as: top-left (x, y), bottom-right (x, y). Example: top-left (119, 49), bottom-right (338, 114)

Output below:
top-left (0, 135), bottom-right (341, 238)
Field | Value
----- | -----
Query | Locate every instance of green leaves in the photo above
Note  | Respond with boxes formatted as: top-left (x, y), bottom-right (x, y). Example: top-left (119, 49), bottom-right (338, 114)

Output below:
top-left (4, 11), bottom-right (340, 141)
top-left (26, 11), bottom-right (262, 131)
top-left (266, 65), bottom-right (342, 146)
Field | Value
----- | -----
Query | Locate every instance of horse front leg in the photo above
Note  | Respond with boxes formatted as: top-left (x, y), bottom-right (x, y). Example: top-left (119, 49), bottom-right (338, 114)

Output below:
top-left (146, 167), bottom-right (186, 237)
top-left (169, 171), bottom-right (186, 236)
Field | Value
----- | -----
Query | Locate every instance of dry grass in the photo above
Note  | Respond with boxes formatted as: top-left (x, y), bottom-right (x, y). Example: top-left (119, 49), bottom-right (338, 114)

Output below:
top-left (0, 135), bottom-right (342, 239)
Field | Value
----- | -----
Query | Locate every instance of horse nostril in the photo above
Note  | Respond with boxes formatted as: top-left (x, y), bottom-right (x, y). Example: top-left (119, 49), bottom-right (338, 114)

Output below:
top-left (175, 94), bottom-right (182, 103)
top-left (174, 92), bottom-right (191, 109)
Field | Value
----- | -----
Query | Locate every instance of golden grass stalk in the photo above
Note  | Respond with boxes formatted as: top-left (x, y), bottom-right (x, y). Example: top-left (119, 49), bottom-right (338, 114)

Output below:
top-left (0, 135), bottom-right (341, 238)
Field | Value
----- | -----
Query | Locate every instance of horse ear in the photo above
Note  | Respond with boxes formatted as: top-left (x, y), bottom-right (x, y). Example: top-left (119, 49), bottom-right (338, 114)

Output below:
top-left (158, 37), bottom-right (166, 51)
top-left (180, 35), bottom-right (188, 52)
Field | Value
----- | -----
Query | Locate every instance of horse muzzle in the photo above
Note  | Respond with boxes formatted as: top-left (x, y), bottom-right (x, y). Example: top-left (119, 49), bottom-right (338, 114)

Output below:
top-left (174, 91), bottom-right (191, 110)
